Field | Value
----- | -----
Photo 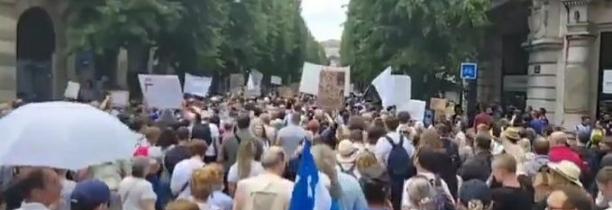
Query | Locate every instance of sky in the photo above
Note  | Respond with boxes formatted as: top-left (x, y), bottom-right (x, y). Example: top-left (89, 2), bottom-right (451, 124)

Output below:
top-left (301, 0), bottom-right (348, 41)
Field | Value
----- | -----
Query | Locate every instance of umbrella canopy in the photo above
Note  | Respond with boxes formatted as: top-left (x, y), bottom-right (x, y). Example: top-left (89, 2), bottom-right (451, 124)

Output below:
top-left (0, 102), bottom-right (139, 170)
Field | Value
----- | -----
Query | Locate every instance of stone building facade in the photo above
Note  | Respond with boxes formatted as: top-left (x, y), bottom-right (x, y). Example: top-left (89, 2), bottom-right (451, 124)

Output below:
top-left (481, 0), bottom-right (612, 128)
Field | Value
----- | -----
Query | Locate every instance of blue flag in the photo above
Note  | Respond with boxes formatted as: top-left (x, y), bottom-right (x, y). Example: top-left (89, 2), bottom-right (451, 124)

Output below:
top-left (288, 141), bottom-right (333, 210)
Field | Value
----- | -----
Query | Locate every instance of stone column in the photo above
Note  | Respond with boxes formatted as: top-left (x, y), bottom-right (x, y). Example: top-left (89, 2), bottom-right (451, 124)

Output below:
top-left (560, 0), bottom-right (594, 128)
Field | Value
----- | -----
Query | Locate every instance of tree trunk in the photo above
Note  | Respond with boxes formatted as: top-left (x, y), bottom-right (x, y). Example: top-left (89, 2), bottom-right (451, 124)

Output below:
top-left (126, 42), bottom-right (146, 99)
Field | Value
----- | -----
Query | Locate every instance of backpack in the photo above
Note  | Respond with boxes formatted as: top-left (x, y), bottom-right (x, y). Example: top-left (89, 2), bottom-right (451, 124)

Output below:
top-left (430, 176), bottom-right (455, 210)
top-left (385, 135), bottom-right (414, 180)
top-left (337, 162), bottom-right (357, 178)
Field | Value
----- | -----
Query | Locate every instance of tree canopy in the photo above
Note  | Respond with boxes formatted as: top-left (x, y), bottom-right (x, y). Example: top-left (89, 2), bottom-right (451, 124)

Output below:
top-left (67, 0), bottom-right (327, 90)
top-left (340, 0), bottom-right (490, 98)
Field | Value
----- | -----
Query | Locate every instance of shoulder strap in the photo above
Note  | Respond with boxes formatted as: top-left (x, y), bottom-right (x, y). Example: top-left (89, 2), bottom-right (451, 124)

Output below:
top-left (386, 135), bottom-right (403, 148)
top-left (235, 134), bottom-right (242, 144)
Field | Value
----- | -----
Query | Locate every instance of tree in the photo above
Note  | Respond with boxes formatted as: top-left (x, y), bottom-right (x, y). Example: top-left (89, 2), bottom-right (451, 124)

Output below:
top-left (341, 0), bottom-right (490, 99)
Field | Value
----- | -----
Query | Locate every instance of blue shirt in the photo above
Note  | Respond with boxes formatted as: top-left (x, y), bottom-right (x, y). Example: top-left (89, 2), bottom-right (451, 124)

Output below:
top-left (530, 119), bottom-right (546, 135)
top-left (209, 191), bottom-right (233, 210)
top-left (337, 171), bottom-right (368, 210)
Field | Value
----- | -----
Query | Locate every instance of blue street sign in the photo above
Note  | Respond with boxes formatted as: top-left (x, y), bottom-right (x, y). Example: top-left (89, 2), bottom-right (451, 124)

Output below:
top-left (461, 63), bottom-right (478, 80)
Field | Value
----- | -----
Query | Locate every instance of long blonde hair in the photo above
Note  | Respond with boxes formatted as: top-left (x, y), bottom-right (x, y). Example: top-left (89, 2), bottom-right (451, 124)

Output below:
top-left (406, 176), bottom-right (436, 210)
top-left (236, 140), bottom-right (255, 179)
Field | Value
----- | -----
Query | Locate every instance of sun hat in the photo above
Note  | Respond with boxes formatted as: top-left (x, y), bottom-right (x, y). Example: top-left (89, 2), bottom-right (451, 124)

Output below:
top-left (547, 160), bottom-right (582, 187)
top-left (71, 180), bottom-right (111, 210)
top-left (336, 140), bottom-right (358, 163)
top-left (502, 127), bottom-right (521, 141)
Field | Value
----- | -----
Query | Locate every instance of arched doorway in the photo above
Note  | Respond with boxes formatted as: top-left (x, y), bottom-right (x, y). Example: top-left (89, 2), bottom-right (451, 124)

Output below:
top-left (16, 7), bottom-right (55, 102)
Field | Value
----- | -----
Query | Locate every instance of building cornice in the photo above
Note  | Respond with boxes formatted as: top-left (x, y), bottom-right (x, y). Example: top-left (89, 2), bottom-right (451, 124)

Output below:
top-left (561, 0), bottom-right (592, 6)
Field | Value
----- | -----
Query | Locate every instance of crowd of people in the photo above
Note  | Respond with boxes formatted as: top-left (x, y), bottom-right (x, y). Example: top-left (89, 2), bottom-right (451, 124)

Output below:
top-left (3, 93), bottom-right (612, 210)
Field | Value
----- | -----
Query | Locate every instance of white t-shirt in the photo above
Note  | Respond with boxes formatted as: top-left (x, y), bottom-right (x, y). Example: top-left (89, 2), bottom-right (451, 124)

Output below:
top-left (171, 157), bottom-right (205, 198)
top-left (205, 123), bottom-right (220, 157)
top-left (227, 161), bottom-right (264, 183)
top-left (118, 176), bottom-right (157, 210)
top-left (185, 196), bottom-right (222, 210)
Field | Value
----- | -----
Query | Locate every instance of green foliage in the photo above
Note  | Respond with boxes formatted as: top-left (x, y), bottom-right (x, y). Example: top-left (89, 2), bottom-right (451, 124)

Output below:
top-left (341, 0), bottom-right (490, 98)
top-left (66, 0), bottom-right (326, 84)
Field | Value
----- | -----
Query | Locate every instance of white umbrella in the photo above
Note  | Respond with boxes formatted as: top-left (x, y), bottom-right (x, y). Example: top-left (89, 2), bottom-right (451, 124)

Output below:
top-left (0, 102), bottom-right (139, 170)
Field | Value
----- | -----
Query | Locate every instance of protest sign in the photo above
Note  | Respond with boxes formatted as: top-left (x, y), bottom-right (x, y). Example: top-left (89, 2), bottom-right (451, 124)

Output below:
top-left (246, 70), bottom-right (263, 97)
top-left (64, 81), bottom-right (80, 99)
top-left (299, 62), bottom-right (322, 95)
top-left (271, 76), bottom-right (282, 85)
top-left (184, 73), bottom-right (212, 97)
top-left (397, 100), bottom-right (426, 123)
top-left (110, 91), bottom-right (129, 107)
top-left (372, 67), bottom-right (412, 108)
top-left (229, 74), bottom-right (245, 94)
top-left (317, 68), bottom-right (346, 110)
top-left (430, 98), bottom-right (447, 111)
top-left (138, 74), bottom-right (183, 109)
top-left (300, 62), bottom-right (351, 96)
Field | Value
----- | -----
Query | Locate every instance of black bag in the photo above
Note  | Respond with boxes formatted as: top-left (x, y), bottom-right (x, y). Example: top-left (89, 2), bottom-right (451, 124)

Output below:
top-left (385, 135), bottom-right (413, 180)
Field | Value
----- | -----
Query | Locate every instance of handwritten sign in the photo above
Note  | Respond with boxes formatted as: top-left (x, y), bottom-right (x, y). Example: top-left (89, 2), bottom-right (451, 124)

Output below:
top-left (138, 74), bottom-right (183, 109)
top-left (184, 73), bottom-right (212, 97)
top-left (317, 69), bottom-right (345, 110)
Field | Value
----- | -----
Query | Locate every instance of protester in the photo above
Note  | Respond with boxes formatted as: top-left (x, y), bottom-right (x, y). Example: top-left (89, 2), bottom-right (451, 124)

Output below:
top-left (375, 116), bottom-right (415, 210)
top-left (524, 137), bottom-right (550, 179)
top-left (118, 157), bottom-right (157, 210)
top-left (183, 167), bottom-right (221, 210)
top-left (164, 127), bottom-right (192, 175)
top-left (313, 143), bottom-right (368, 210)
top-left (546, 186), bottom-right (593, 210)
top-left (233, 147), bottom-right (294, 210)
top-left (219, 114), bottom-right (263, 174)
top-left (473, 106), bottom-right (493, 130)
top-left (549, 132), bottom-right (587, 173)
top-left (14, 168), bottom-right (62, 210)
top-left (227, 140), bottom-right (264, 195)
top-left (56, 169), bottom-right (76, 210)
top-left (417, 128), bottom-right (459, 199)
top-left (170, 140), bottom-right (206, 198)
top-left (460, 134), bottom-right (493, 182)
top-left (402, 148), bottom-right (454, 209)
top-left (276, 113), bottom-right (308, 156)
top-left (458, 180), bottom-right (492, 210)
top-left (336, 140), bottom-right (361, 179)
top-left (596, 166), bottom-right (612, 209)
top-left (490, 154), bottom-right (533, 210)
top-left (70, 180), bottom-right (111, 210)
top-left (165, 200), bottom-right (199, 210)
top-left (360, 177), bottom-right (391, 210)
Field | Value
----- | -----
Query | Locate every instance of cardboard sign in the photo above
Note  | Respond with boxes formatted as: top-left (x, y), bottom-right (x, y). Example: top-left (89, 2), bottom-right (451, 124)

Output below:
top-left (184, 73), bottom-right (212, 97)
top-left (430, 98), bottom-right (447, 111)
top-left (229, 74), bottom-right (245, 94)
top-left (317, 69), bottom-right (345, 110)
top-left (110, 91), bottom-right (130, 107)
top-left (397, 100), bottom-right (426, 123)
top-left (271, 76), bottom-right (282, 85)
top-left (138, 74), bottom-right (183, 109)
top-left (64, 81), bottom-right (80, 99)
top-left (300, 62), bottom-right (351, 96)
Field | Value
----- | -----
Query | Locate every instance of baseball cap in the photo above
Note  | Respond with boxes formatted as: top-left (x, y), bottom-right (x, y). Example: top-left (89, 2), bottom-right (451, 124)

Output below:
top-left (71, 180), bottom-right (111, 210)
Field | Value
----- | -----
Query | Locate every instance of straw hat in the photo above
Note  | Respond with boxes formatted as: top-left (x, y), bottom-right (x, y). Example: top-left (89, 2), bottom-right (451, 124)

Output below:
top-left (547, 160), bottom-right (582, 187)
top-left (336, 140), bottom-right (358, 163)
top-left (502, 127), bottom-right (521, 141)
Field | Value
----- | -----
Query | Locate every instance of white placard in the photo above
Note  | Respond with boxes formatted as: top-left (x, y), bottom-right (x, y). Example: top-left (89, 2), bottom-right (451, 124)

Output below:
top-left (390, 75), bottom-right (412, 106)
top-left (397, 100), bottom-right (426, 123)
top-left (246, 70), bottom-right (263, 97)
top-left (110, 91), bottom-right (129, 107)
top-left (271, 76), bottom-right (282, 85)
top-left (184, 73), bottom-right (212, 97)
top-left (138, 74), bottom-right (183, 109)
top-left (604, 70), bottom-right (612, 94)
top-left (299, 62), bottom-right (351, 96)
top-left (64, 81), bottom-right (80, 99)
